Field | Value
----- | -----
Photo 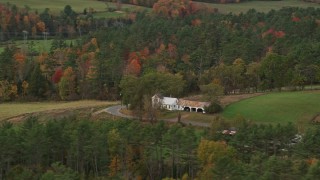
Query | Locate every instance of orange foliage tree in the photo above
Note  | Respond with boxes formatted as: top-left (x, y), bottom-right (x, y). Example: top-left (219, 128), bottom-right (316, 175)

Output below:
top-left (153, 0), bottom-right (199, 18)
top-left (36, 21), bottom-right (46, 32)
top-left (125, 52), bottom-right (142, 76)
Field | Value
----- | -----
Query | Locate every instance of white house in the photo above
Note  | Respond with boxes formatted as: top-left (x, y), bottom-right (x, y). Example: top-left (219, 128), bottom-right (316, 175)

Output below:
top-left (152, 94), bottom-right (182, 111)
top-left (152, 94), bottom-right (209, 113)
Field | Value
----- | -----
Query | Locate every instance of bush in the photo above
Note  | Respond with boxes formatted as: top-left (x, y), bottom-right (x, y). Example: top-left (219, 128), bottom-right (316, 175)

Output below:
top-left (205, 101), bottom-right (223, 114)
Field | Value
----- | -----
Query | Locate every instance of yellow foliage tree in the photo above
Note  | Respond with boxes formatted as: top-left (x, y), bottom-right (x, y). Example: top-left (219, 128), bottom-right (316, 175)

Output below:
top-left (197, 139), bottom-right (235, 179)
top-left (108, 155), bottom-right (120, 177)
top-left (22, 81), bottom-right (29, 96)
top-left (10, 84), bottom-right (18, 99)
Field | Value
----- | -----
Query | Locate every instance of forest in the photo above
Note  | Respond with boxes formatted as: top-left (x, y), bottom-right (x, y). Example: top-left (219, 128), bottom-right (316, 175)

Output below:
top-left (0, 2), bottom-right (319, 104)
top-left (0, 116), bottom-right (320, 179)
top-left (0, 2), bottom-right (319, 109)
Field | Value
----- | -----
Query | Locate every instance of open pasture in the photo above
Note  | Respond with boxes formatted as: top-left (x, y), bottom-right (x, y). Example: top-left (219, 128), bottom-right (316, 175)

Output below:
top-left (0, 100), bottom-right (117, 121)
top-left (0, 0), bottom-right (148, 17)
top-left (222, 91), bottom-right (320, 125)
top-left (1, 0), bottom-right (113, 13)
top-left (199, 0), bottom-right (320, 14)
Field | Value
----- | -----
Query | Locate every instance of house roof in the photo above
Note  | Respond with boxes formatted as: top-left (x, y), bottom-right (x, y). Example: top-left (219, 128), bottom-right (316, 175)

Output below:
top-left (152, 93), bottom-right (163, 99)
top-left (178, 99), bottom-right (210, 108)
top-left (162, 97), bottom-right (178, 105)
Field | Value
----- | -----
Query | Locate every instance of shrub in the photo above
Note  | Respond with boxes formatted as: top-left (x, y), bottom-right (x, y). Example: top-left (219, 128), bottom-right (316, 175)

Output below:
top-left (205, 101), bottom-right (223, 114)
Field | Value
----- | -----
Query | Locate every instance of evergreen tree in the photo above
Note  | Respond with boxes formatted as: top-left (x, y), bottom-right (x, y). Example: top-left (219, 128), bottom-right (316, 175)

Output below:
top-left (29, 63), bottom-right (47, 98)
top-left (0, 47), bottom-right (15, 81)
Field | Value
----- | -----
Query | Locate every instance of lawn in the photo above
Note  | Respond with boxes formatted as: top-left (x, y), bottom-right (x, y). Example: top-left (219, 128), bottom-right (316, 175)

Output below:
top-left (93, 11), bottom-right (126, 19)
top-left (222, 91), bottom-right (320, 125)
top-left (201, 0), bottom-right (320, 14)
top-left (0, 0), bottom-right (149, 17)
top-left (0, 0), bottom-right (111, 13)
top-left (0, 100), bottom-right (117, 121)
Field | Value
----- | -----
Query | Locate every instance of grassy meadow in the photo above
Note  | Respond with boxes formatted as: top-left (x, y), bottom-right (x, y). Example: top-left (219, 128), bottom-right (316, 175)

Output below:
top-left (0, 0), bottom-right (148, 16)
top-left (0, 0), bottom-right (108, 13)
top-left (0, 100), bottom-right (117, 120)
top-left (222, 91), bottom-right (320, 125)
top-left (200, 0), bottom-right (320, 14)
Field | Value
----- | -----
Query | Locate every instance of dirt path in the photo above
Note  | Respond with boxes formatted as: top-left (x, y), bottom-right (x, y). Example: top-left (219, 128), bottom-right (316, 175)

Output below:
top-left (219, 93), bottom-right (264, 107)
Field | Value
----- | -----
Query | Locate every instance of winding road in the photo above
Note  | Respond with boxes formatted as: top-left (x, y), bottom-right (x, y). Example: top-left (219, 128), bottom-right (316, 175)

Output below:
top-left (104, 105), bottom-right (210, 127)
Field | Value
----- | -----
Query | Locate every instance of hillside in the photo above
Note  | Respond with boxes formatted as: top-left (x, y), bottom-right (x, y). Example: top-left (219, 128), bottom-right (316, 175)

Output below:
top-left (0, 0), bottom-right (318, 14)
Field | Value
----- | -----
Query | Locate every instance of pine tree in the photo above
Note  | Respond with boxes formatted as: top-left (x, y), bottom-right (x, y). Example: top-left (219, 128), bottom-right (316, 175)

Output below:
top-left (29, 63), bottom-right (46, 98)
top-left (0, 47), bottom-right (15, 81)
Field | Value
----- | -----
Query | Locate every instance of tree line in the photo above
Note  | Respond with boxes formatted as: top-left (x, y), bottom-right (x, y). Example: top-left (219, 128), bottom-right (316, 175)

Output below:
top-left (0, 3), bottom-right (133, 41)
top-left (1, 116), bottom-right (320, 179)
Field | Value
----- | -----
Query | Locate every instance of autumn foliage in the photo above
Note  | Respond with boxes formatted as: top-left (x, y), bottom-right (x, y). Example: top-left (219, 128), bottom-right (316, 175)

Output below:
top-left (191, 18), bottom-right (202, 26)
top-left (14, 52), bottom-right (26, 63)
top-left (52, 68), bottom-right (63, 84)
top-left (292, 16), bottom-right (301, 22)
top-left (153, 0), bottom-right (200, 18)
top-left (262, 28), bottom-right (286, 38)
top-left (126, 52), bottom-right (142, 76)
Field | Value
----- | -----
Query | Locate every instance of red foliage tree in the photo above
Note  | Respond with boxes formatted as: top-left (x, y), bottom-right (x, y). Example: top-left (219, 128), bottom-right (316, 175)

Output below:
top-left (52, 68), bottom-right (63, 84)
top-left (125, 52), bottom-right (141, 76)
top-left (274, 31), bottom-right (285, 38)
top-left (292, 16), bottom-right (301, 22)
top-left (262, 28), bottom-right (285, 38)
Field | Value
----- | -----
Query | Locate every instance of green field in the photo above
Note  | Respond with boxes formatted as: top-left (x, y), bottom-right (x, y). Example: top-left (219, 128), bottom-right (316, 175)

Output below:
top-left (93, 11), bottom-right (126, 19)
top-left (0, 0), bottom-right (106, 13)
top-left (222, 91), bottom-right (320, 125)
top-left (201, 0), bottom-right (320, 14)
top-left (0, 0), bottom-right (148, 17)
top-left (0, 100), bottom-right (117, 120)
top-left (0, 39), bottom-right (76, 53)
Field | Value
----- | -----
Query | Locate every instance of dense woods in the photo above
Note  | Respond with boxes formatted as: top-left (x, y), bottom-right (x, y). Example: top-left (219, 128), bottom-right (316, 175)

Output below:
top-left (1, 2), bottom-right (320, 104)
top-left (1, 117), bottom-right (320, 179)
